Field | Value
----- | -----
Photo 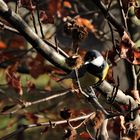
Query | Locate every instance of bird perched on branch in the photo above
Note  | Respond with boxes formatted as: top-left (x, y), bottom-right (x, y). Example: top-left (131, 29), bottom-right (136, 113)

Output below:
top-left (59, 50), bottom-right (109, 89)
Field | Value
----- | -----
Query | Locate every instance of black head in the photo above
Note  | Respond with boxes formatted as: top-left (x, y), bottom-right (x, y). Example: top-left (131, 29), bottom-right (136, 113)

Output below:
top-left (84, 50), bottom-right (102, 62)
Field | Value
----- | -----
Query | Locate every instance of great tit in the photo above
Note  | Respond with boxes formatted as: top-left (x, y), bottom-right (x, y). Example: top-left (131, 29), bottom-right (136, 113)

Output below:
top-left (61, 50), bottom-right (109, 89)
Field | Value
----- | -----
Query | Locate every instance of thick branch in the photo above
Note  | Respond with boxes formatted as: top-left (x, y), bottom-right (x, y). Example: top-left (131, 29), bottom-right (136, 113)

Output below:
top-left (98, 81), bottom-right (138, 109)
top-left (0, 0), bottom-right (70, 72)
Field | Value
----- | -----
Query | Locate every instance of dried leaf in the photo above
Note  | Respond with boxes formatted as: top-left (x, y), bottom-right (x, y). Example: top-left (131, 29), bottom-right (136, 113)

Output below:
top-left (66, 55), bottom-right (83, 69)
top-left (0, 41), bottom-right (7, 49)
top-left (21, 0), bottom-right (36, 11)
top-left (26, 81), bottom-right (36, 93)
top-left (134, 6), bottom-right (140, 19)
top-left (75, 17), bottom-right (96, 33)
top-left (48, 0), bottom-right (62, 17)
top-left (9, 36), bottom-right (25, 49)
top-left (5, 64), bottom-right (23, 96)
top-left (106, 68), bottom-right (115, 84)
top-left (79, 131), bottom-right (91, 139)
top-left (40, 11), bottom-right (54, 24)
top-left (126, 127), bottom-right (140, 139)
top-left (117, 31), bottom-right (140, 65)
top-left (64, 1), bottom-right (72, 9)
top-left (89, 110), bottom-right (105, 129)
top-left (29, 54), bottom-right (45, 78)
top-left (25, 112), bottom-right (38, 124)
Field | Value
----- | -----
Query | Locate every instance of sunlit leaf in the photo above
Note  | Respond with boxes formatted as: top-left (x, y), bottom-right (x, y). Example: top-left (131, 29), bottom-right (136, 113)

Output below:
top-left (0, 41), bottom-right (7, 49)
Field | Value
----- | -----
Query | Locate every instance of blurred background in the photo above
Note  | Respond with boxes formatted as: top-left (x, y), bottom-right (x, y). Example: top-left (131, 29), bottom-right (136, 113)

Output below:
top-left (0, 0), bottom-right (139, 139)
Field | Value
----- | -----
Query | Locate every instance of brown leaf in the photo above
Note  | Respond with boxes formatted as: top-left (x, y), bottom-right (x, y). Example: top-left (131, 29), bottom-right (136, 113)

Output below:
top-left (134, 6), bottom-right (140, 19)
top-left (29, 54), bottom-right (45, 78)
top-left (26, 81), bottom-right (36, 93)
top-left (75, 17), bottom-right (96, 33)
top-left (117, 31), bottom-right (140, 65)
top-left (126, 127), bottom-right (140, 140)
top-left (40, 11), bottom-right (54, 24)
top-left (48, 0), bottom-right (62, 17)
top-left (25, 112), bottom-right (38, 124)
top-left (64, 1), bottom-right (72, 9)
top-left (66, 55), bottom-right (83, 69)
top-left (106, 68), bottom-right (115, 84)
top-left (89, 110), bottom-right (105, 130)
top-left (0, 41), bottom-right (7, 49)
top-left (5, 64), bottom-right (23, 96)
top-left (9, 35), bottom-right (25, 49)
top-left (79, 131), bottom-right (91, 139)
top-left (21, 0), bottom-right (36, 11)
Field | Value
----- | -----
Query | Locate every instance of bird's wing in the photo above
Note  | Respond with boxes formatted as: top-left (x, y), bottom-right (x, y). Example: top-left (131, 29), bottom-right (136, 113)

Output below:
top-left (57, 65), bottom-right (86, 81)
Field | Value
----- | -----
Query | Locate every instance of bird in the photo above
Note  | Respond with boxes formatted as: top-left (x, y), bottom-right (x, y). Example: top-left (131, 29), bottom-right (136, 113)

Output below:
top-left (59, 50), bottom-right (109, 89)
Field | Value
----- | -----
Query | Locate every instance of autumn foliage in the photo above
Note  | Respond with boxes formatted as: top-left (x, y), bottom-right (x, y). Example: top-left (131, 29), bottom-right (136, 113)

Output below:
top-left (0, 0), bottom-right (139, 140)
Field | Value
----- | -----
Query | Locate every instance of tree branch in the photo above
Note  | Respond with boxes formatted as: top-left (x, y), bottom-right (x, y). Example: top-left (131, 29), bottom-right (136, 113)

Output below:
top-left (91, 0), bottom-right (125, 36)
top-left (0, 0), bottom-right (139, 125)
top-left (0, 0), bottom-right (70, 72)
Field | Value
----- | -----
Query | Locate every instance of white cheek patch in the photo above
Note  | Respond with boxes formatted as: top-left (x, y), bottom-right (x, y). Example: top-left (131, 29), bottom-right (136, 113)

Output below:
top-left (91, 56), bottom-right (104, 67)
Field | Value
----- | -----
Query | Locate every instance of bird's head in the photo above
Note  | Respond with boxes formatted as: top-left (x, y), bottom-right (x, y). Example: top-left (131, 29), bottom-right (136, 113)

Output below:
top-left (84, 50), bottom-right (104, 67)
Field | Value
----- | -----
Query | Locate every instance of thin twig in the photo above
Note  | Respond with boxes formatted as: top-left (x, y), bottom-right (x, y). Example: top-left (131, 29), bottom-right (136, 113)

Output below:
top-left (136, 68), bottom-right (140, 76)
top-left (31, 11), bottom-right (38, 34)
top-left (117, 0), bottom-right (128, 29)
top-left (15, 0), bottom-right (20, 14)
top-left (0, 20), bottom-right (69, 59)
top-left (36, 0), bottom-right (44, 38)
top-left (0, 48), bottom-right (33, 66)
top-left (43, 39), bottom-right (69, 58)
top-left (108, 22), bottom-right (116, 50)
top-left (0, 112), bottom-right (94, 140)
top-left (0, 90), bottom-right (71, 115)
top-left (106, 0), bottom-right (113, 13)
top-left (0, 21), bottom-right (20, 34)
top-left (99, 119), bottom-right (109, 140)
top-left (54, 35), bottom-right (59, 53)
top-left (132, 65), bottom-right (137, 90)
top-left (86, 87), bottom-right (109, 116)
top-left (85, 124), bottom-right (95, 140)
top-left (107, 76), bottom-right (120, 104)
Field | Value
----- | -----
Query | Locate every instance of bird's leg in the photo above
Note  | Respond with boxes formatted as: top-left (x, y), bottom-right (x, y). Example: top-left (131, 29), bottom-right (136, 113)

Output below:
top-left (74, 69), bottom-right (109, 115)
top-left (85, 86), bottom-right (109, 116)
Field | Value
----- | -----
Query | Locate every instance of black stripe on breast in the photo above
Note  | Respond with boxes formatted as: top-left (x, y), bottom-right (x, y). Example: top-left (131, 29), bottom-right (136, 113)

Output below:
top-left (86, 62), bottom-right (105, 79)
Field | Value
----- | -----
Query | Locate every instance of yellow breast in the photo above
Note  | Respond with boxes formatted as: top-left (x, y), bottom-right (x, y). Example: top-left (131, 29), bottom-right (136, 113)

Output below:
top-left (73, 72), bottom-right (100, 89)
